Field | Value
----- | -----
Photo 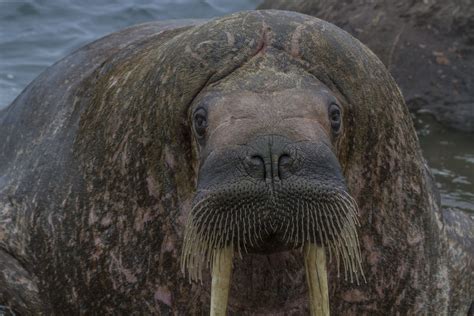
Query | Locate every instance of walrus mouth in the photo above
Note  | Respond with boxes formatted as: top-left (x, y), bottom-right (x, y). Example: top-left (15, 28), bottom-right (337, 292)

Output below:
top-left (181, 183), bottom-right (363, 315)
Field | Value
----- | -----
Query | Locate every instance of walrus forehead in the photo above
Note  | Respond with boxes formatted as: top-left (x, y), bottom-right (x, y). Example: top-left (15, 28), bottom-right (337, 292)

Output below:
top-left (192, 62), bottom-right (341, 148)
top-left (203, 88), bottom-right (334, 147)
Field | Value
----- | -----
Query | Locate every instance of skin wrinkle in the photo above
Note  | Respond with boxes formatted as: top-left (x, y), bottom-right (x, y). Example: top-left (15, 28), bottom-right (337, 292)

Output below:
top-left (206, 116), bottom-right (254, 142)
top-left (272, 34), bottom-right (348, 107)
top-left (198, 117), bottom-right (335, 164)
top-left (211, 117), bottom-right (332, 145)
top-left (205, 91), bottom-right (335, 149)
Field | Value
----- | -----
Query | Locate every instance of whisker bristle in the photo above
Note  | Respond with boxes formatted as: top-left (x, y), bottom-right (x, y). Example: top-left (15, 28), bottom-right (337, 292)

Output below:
top-left (181, 187), bottom-right (364, 283)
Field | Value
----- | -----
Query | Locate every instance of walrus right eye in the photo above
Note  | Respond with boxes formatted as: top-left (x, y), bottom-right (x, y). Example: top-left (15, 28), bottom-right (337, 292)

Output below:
top-left (193, 108), bottom-right (208, 139)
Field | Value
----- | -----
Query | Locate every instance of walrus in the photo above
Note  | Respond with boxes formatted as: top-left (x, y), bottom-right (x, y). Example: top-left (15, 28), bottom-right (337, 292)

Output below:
top-left (0, 10), bottom-right (472, 315)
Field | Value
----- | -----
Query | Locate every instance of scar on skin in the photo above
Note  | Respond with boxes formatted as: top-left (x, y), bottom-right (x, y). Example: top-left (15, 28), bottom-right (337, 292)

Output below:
top-left (255, 22), bottom-right (272, 55)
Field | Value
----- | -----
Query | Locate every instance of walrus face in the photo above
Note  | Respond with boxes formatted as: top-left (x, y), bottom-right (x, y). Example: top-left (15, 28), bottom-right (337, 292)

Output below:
top-left (182, 62), bottom-right (363, 313)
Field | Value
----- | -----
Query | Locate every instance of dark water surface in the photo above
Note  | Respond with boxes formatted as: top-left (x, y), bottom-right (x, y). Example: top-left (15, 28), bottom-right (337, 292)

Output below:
top-left (1, 0), bottom-right (472, 213)
top-left (415, 113), bottom-right (473, 212)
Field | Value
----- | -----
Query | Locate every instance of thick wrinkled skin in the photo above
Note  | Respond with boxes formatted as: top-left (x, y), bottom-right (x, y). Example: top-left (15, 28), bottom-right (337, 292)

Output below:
top-left (0, 10), bottom-right (472, 315)
top-left (259, 0), bottom-right (474, 132)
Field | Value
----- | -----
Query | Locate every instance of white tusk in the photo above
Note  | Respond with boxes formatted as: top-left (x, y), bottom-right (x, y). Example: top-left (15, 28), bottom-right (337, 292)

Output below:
top-left (210, 246), bottom-right (233, 316)
top-left (304, 244), bottom-right (330, 316)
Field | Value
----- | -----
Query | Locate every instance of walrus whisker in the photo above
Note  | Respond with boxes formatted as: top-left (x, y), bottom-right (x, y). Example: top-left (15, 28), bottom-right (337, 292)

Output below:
top-left (182, 187), bottom-right (363, 287)
top-left (247, 206), bottom-right (254, 247)
top-left (230, 209), bottom-right (235, 242)
top-left (310, 203), bottom-right (326, 258)
top-left (263, 212), bottom-right (272, 237)
top-left (339, 192), bottom-right (361, 225)
top-left (206, 216), bottom-right (217, 254)
top-left (194, 204), bottom-right (214, 233)
top-left (318, 192), bottom-right (362, 282)
top-left (240, 207), bottom-right (250, 255)
top-left (295, 200), bottom-right (301, 249)
top-left (306, 201), bottom-right (311, 250)
top-left (316, 202), bottom-right (330, 249)
top-left (218, 212), bottom-right (227, 250)
top-left (254, 211), bottom-right (261, 246)
top-left (236, 213), bottom-right (242, 259)
top-left (324, 204), bottom-right (339, 239)
top-left (246, 206), bottom-right (255, 248)
top-left (282, 215), bottom-right (291, 243)
top-left (256, 210), bottom-right (264, 244)
top-left (332, 203), bottom-right (354, 277)
top-left (301, 200), bottom-right (307, 251)
top-left (329, 203), bottom-right (345, 240)
top-left (344, 234), bottom-right (356, 281)
top-left (336, 199), bottom-right (365, 283)
top-left (340, 198), bottom-right (358, 225)
top-left (326, 203), bottom-right (350, 256)
top-left (223, 208), bottom-right (230, 244)
top-left (322, 204), bottom-right (339, 262)
top-left (288, 208), bottom-right (296, 245)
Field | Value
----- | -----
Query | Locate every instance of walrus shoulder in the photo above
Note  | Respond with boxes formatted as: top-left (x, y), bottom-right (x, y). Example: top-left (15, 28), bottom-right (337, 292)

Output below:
top-left (0, 20), bottom-right (199, 313)
top-left (0, 20), bottom-right (199, 176)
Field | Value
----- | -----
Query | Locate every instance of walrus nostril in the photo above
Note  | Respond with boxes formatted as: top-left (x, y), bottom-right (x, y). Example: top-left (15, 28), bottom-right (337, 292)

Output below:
top-left (248, 154), bottom-right (266, 179)
top-left (247, 153), bottom-right (291, 181)
top-left (278, 154), bottom-right (291, 180)
top-left (244, 136), bottom-right (297, 182)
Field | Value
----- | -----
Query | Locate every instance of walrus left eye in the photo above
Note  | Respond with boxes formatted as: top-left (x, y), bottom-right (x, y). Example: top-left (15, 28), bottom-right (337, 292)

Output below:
top-left (193, 108), bottom-right (208, 139)
top-left (329, 103), bottom-right (342, 133)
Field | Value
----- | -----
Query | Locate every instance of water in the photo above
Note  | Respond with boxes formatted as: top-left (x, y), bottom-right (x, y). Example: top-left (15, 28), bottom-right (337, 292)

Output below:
top-left (414, 113), bottom-right (473, 213)
top-left (0, 0), bottom-right (472, 214)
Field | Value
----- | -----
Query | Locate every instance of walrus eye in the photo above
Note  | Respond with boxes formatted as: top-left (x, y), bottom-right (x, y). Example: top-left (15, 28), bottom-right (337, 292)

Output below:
top-left (193, 108), bottom-right (208, 139)
top-left (329, 103), bottom-right (342, 133)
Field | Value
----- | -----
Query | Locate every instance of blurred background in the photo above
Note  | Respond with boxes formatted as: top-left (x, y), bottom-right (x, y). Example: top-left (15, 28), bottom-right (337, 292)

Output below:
top-left (0, 0), bottom-right (472, 214)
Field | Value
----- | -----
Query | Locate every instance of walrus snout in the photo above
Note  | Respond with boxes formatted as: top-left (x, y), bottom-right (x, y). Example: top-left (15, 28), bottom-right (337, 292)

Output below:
top-left (182, 136), bottom-right (363, 279)
top-left (198, 134), bottom-right (346, 195)
top-left (243, 134), bottom-right (295, 182)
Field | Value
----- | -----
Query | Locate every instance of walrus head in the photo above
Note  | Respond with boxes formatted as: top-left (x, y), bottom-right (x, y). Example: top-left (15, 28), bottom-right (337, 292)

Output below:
top-left (181, 52), bottom-right (364, 313)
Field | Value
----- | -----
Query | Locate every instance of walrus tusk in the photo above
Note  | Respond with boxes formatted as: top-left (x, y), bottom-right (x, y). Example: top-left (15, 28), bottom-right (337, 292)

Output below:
top-left (210, 246), bottom-right (233, 316)
top-left (304, 244), bottom-right (330, 316)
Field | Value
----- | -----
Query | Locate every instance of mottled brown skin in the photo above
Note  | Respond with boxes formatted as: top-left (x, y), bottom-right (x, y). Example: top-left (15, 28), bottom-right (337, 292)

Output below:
top-left (0, 10), bottom-right (472, 315)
